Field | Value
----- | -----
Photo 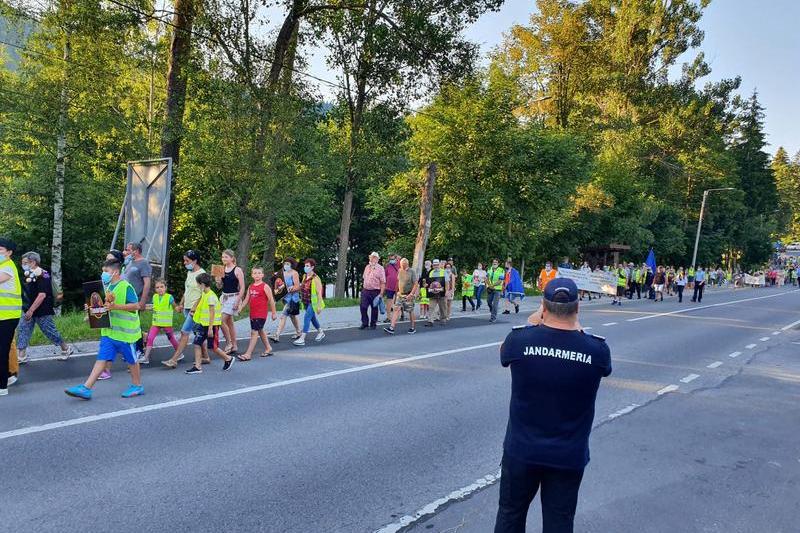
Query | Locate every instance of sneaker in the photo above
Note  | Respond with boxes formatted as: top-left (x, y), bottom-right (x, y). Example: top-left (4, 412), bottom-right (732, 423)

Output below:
top-left (292, 334), bottom-right (302, 340)
top-left (0, 388), bottom-right (7, 396)
top-left (57, 345), bottom-right (74, 361)
top-left (222, 357), bottom-right (235, 371)
top-left (121, 384), bottom-right (144, 398)
top-left (269, 334), bottom-right (280, 342)
top-left (18, 350), bottom-right (28, 364)
top-left (65, 384), bottom-right (92, 400)
top-left (315, 330), bottom-right (326, 342)
top-left (383, 326), bottom-right (395, 335)
top-left (424, 322), bottom-right (433, 327)
top-left (185, 366), bottom-right (203, 375)
top-left (407, 328), bottom-right (416, 335)
top-left (137, 355), bottom-right (150, 365)
top-left (502, 310), bottom-right (510, 315)
top-left (293, 337), bottom-right (306, 346)
top-left (8, 374), bottom-right (17, 386)
top-left (490, 317), bottom-right (497, 323)
top-left (514, 304), bottom-right (519, 314)
top-left (98, 370), bottom-right (112, 380)
top-left (359, 325), bottom-right (368, 330)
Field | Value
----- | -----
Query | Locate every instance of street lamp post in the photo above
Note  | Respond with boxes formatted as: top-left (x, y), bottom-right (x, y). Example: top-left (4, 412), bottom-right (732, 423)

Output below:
top-left (691, 188), bottom-right (736, 269)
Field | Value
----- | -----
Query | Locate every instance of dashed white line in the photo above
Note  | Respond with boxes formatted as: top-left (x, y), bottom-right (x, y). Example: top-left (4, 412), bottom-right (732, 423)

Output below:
top-left (374, 471), bottom-right (501, 533)
top-left (657, 384), bottom-right (680, 395)
top-left (680, 374), bottom-right (700, 383)
top-left (772, 331), bottom-right (781, 336)
top-left (781, 318), bottom-right (800, 331)
top-left (0, 341), bottom-right (502, 442)
top-left (759, 336), bottom-right (771, 342)
top-left (602, 322), bottom-right (617, 326)
top-left (626, 290), bottom-right (800, 322)
top-left (728, 351), bottom-right (742, 358)
top-left (582, 327), bottom-right (593, 331)
top-left (745, 343), bottom-right (757, 349)
top-left (707, 361), bottom-right (723, 369)
top-left (608, 404), bottom-right (640, 419)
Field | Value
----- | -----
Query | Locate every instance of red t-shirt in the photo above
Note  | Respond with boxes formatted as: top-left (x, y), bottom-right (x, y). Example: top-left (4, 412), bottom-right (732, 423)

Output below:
top-left (248, 282), bottom-right (269, 319)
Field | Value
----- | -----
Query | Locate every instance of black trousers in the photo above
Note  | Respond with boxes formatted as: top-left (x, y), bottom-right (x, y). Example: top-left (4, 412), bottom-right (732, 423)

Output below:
top-left (628, 282), bottom-right (640, 299)
top-left (0, 317), bottom-right (20, 389)
top-left (462, 295), bottom-right (475, 311)
top-left (494, 454), bottom-right (584, 533)
top-left (692, 282), bottom-right (705, 302)
top-left (676, 285), bottom-right (684, 302)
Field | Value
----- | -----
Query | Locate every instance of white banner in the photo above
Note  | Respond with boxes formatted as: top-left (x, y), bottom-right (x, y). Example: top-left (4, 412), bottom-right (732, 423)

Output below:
top-left (557, 268), bottom-right (618, 296)
top-left (744, 274), bottom-right (766, 286)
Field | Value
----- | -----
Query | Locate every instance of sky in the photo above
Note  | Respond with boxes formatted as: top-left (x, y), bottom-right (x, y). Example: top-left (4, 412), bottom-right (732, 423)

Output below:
top-left (308, 0), bottom-right (798, 156)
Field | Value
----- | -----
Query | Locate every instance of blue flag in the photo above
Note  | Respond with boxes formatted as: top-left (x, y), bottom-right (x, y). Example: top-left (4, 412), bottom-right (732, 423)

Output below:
top-left (645, 248), bottom-right (657, 272)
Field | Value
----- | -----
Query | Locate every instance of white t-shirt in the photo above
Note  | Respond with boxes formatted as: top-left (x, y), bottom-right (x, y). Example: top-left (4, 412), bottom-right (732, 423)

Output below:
top-left (0, 261), bottom-right (17, 293)
top-left (473, 269), bottom-right (487, 286)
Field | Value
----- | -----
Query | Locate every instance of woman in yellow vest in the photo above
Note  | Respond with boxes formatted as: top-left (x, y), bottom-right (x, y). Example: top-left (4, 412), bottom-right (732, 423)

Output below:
top-left (65, 258), bottom-right (145, 400)
top-left (140, 279), bottom-right (181, 365)
top-left (0, 237), bottom-right (22, 395)
top-left (293, 258), bottom-right (326, 346)
top-left (184, 273), bottom-right (236, 374)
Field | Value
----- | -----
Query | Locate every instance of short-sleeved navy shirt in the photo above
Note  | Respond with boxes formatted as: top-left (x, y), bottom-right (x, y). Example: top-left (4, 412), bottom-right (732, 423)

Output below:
top-left (501, 324), bottom-right (612, 470)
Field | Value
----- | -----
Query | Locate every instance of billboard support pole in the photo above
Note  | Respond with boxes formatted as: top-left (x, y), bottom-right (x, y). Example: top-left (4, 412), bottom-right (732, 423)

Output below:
top-left (111, 194), bottom-right (127, 251)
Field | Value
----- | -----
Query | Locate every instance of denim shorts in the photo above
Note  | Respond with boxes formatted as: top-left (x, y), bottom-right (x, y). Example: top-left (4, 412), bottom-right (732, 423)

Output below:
top-left (181, 309), bottom-right (196, 334)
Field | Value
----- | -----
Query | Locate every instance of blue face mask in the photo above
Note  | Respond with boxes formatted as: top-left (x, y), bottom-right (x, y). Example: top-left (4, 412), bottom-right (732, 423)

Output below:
top-left (22, 264), bottom-right (30, 272)
top-left (101, 272), bottom-right (113, 285)
top-left (185, 263), bottom-right (194, 271)
top-left (0, 254), bottom-right (6, 263)
top-left (283, 264), bottom-right (291, 272)
top-left (124, 255), bottom-right (133, 265)
top-left (304, 265), bottom-right (312, 274)
top-left (389, 259), bottom-right (396, 265)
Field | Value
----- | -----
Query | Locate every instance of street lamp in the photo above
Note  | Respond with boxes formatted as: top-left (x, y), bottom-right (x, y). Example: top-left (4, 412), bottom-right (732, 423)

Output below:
top-left (691, 188), bottom-right (736, 269)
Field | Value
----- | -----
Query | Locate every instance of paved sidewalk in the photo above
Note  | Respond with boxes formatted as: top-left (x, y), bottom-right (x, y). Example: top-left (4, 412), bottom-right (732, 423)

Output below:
top-left (20, 285), bottom-right (747, 362)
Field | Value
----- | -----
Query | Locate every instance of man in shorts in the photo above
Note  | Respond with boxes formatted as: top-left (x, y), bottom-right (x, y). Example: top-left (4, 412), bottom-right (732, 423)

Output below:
top-left (65, 259), bottom-right (144, 399)
top-left (384, 258), bottom-right (419, 335)
top-left (162, 250), bottom-right (208, 368)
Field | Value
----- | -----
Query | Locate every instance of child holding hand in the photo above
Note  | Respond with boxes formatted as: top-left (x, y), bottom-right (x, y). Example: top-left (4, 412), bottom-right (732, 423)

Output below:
top-left (238, 266), bottom-right (277, 360)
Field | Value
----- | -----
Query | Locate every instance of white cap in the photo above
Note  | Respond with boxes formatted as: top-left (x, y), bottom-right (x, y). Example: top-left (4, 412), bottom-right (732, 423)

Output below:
top-left (432, 258), bottom-right (440, 264)
top-left (369, 251), bottom-right (380, 259)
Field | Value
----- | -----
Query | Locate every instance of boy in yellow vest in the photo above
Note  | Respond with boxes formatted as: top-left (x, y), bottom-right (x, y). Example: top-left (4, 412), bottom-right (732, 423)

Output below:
top-left (66, 259), bottom-right (144, 399)
top-left (185, 273), bottom-right (235, 374)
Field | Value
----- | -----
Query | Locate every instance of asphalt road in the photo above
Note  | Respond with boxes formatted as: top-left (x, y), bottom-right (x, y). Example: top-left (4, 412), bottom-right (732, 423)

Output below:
top-left (3, 286), bottom-right (800, 533)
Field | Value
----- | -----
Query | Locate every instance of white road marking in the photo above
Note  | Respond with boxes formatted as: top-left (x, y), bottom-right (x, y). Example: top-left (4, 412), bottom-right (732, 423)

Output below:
top-left (626, 290), bottom-right (800, 322)
top-left (759, 336), bottom-right (771, 342)
top-left (772, 331), bottom-right (781, 336)
top-left (707, 361), bottom-right (723, 368)
top-left (746, 343), bottom-right (757, 349)
top-left (781, 318), bottom-right (800, 331)
top-left (602, 322), bottom-right (617, 326)
top-left (374, 471), bottom-right (501, 533)
top-left (657, 384), bottom-right (679, 395)
top-left (728, 351), bottom-right (742, 358)
top-left (0, 341), bottom-right (502, 442)
top-left (680, 374), bottom-right (700, 383)
top-left (608, 403), bottom-right (641, 419)
top-left (582, 327), bottom-right (593, 331)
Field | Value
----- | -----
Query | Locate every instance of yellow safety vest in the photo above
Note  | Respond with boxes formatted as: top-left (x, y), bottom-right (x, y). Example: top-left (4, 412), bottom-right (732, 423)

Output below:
top-left (418, 287), bottom-right (429, 305)
top-left (151, 293), bottom-right (174, 327)
top-left (0, 258), bottom-right (22, 319)
top-left (305, 274), bottom-right (325, 313)
top-left (102, 280), bottom-right (142, 343)
top-left (195, 290), bottom-right (223, 327)
top-left (487, 267), bottom-right (504, 291)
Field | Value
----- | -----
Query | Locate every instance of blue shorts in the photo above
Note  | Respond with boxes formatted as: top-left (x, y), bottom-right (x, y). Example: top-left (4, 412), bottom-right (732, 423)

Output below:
top-left (97, 336), bottom-right (138, 365)
top-left (181, 309), bottom-right (196, 334)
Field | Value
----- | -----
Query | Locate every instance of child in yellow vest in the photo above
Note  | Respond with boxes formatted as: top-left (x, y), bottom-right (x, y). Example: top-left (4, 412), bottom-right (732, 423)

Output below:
top-left (140, 279), bottom-right (180, 365)
top-left (185, 273), bottom-right (235, 374)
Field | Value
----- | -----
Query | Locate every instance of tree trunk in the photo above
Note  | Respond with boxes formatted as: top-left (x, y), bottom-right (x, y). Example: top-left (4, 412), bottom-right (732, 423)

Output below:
top-left (412, 162), bottom-right (437, 272)
top-left (236, 194), bottom-right (253, 272)
top-left (334, 188), bottom-right (355, 298)
top-left (160, 0), bottom-right (197, 165)
top-left (51, 36), bottom-right (71, 315)
top-left (261, 212), bottom-right (277, 270)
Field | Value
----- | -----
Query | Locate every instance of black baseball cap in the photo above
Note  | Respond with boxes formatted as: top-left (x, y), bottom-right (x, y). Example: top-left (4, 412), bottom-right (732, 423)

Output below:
top-left (185, 249), bottom-right (200, 261)
top-left (543, 278), bottom-right (579, 303)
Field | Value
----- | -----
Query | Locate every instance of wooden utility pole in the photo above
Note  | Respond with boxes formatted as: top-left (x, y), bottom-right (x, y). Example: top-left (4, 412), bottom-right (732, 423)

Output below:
top-left (412, 163), bottom-right (437, 272)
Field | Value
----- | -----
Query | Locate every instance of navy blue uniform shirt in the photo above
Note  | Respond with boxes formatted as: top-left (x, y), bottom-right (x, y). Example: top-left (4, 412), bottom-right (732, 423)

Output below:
top-left (501, 324), bottom-right (612, 470)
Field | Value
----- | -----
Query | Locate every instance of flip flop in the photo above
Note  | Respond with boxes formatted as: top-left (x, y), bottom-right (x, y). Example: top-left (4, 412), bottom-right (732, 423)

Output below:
top-left (236, 354), bottom-right (252, 361)
top-left (260, 352), bottom-right (274, 357)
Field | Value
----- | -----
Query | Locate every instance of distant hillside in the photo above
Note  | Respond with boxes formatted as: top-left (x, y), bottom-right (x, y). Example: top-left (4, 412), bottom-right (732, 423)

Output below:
top-left (0, 12), bottom-right (33, 70)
